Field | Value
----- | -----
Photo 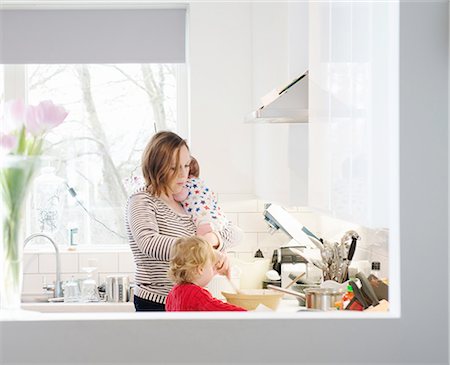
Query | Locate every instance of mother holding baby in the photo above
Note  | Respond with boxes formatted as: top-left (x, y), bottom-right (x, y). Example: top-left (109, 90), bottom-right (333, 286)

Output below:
top-left (125, 131), bottom-right (242, 311)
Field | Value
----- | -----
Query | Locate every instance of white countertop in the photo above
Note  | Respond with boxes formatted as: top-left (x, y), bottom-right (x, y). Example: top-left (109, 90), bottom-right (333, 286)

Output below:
top-left (19, 298), bottom-right (300, 314)
top-left (0, 297), bottom-right (390, 321)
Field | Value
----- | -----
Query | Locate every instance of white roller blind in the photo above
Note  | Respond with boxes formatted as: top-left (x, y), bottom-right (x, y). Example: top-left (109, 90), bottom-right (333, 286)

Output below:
top-left (0, 9), bottom-right (186, 63)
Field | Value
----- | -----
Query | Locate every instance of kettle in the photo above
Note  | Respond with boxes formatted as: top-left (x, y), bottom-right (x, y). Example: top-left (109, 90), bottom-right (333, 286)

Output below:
top-left (106, 275), bottom-right (130, 302)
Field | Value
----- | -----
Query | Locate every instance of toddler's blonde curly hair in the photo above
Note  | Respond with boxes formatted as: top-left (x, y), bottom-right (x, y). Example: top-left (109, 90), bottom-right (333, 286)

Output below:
top-left (169, 236), bottom-right (217, 284)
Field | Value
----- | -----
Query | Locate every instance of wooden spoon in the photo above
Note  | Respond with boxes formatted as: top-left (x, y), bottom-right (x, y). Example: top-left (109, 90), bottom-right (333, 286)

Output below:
top-left (226, 276), bottom-right (241, 294)
top-left (285, 272), bottom-right (306, 289)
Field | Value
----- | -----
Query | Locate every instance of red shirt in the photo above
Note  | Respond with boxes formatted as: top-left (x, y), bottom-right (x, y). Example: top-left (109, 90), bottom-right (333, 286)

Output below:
top-left (165, 283), bottom-right (246, 312)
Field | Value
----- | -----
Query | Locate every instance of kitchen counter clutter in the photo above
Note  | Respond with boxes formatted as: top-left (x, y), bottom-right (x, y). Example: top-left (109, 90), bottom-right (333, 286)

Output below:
top-left (0, 297), bottom-right (390, 322)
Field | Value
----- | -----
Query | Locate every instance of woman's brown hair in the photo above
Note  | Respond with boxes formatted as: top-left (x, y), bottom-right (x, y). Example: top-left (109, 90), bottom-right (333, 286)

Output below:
top-left (141, 131), bottom-right (189, 197)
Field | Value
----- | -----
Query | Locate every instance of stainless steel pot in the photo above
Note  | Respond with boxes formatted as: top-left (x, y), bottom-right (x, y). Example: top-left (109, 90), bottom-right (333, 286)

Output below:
top-left (303, 287), bottom-right (345, 311)
top-left (291, 283), bottom-right (320, 306)
top-left (267, 284), bottom-right (345, 311)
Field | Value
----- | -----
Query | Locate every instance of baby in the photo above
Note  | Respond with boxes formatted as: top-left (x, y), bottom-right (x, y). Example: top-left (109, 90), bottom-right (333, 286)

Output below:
top-left (165, 236), bottom-right (246, 311)
top-left (173, 157), bottom-right (228, 237)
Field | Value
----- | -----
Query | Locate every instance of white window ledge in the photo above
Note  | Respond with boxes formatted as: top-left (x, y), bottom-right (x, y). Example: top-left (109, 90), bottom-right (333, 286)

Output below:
top-left (24, 244), bottom-right (131, 254)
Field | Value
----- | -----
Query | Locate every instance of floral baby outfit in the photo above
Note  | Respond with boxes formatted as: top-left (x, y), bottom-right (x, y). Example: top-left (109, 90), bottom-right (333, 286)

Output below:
top-left (174, 177), bottom-right (228, 234)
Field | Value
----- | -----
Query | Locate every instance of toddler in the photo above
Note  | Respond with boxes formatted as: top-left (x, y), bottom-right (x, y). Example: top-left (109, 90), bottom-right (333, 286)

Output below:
top-left (173, 158), bottom-right (228, 237)
top-left (165, 236), bottom-right (246, 311)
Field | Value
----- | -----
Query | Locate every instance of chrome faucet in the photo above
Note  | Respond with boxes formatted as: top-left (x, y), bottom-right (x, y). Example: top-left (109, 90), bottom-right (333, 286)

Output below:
top-left (24, 233), bottom-right (63, 298)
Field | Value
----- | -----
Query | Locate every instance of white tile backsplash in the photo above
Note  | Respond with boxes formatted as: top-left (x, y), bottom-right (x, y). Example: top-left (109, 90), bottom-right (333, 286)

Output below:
top-left (21, 194), bottom-right (390, 295)
top-left (256, 200), bottom-right (299, 212)
top-left (229, 232), bottom-right (257, 253)
top-left (352, 247), bottom-right (371, 261)
top-left (225, 213), bottom-right (238, 226)
top-left (60, 272), bottom-right (99, 283)
top-left (22, 274), bottom-right (45, 293)
top-left (292, 212), bottom-right (321, 234)
top-left (22, 251), bottom-right (122, 294)
top-left (317, 214), bottom-right (362, 242)
top-left (236, 252), bottom-right (254, 261)
top-left (79, 253), bottom-right (118, 273)
top-left (39, 253), bottom-right (78, 274)
top-left (23, 253), bottom-right (39, 274)
top-left (316, 215), bottom-right (389, 279)
top-left (257, 232), bottom-right (290, 248)
top-left (219, 194), bottom-right (259, 212)
top-left (238, 212), bottom-right (271, 232)
top-left (242, 232), bottom-right (258, 246)
top-left (118, 252), bottom-right (135, 273)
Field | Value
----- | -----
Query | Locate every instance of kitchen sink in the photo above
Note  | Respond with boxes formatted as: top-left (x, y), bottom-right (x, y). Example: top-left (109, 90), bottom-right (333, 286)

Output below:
top-left (21, 302), bottom-right (135, 313)
top-left (21, 293), bottom-right (134, 313)
top-left (21, 293), bottom-right (53, 303)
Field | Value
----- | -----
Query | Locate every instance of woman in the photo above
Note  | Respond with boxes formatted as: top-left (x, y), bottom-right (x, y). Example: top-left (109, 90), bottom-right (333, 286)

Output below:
top-left (125, 131), bottom-right (242, 311)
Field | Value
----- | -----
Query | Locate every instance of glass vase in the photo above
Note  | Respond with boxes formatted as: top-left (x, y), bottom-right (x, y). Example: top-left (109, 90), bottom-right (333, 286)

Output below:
top-left (0, 155), bottom-right (39, 311)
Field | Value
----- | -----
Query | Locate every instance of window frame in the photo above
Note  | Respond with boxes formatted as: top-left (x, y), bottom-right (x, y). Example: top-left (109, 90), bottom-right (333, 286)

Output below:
top-left (3, 63), bottom-right (189, 247)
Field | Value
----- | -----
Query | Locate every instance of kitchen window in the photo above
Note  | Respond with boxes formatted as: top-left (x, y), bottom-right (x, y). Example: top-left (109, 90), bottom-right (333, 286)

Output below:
top-left (2, 63), bottom-right (187, 245)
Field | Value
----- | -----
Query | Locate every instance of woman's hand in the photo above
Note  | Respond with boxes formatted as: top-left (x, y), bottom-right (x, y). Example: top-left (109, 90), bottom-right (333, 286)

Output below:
top-left (215, 251), bottom-right (230, 277)
top-left (199, 231), bottom-right (220, 249)
top-left (196, 222), bottom-right (213, 236)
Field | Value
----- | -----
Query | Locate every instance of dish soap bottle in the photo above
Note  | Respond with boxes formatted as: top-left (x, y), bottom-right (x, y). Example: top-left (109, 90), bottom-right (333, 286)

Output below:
top-left (80, 259), bottom-right (100, 302)
top-left (342, 284), bottom-right (354, 309)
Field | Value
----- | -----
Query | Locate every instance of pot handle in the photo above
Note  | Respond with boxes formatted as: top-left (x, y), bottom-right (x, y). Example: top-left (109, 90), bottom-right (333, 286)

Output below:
top-left (267, 284), bottom-right (306, 300)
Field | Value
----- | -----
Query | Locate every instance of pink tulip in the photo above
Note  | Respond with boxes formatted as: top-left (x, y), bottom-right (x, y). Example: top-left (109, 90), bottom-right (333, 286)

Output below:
top-left (0, 133), bottom-right (18, 154)
top-left (25, 100), bottom-right (68, 136)
top-left (3, 99), bottom-right (25, 133)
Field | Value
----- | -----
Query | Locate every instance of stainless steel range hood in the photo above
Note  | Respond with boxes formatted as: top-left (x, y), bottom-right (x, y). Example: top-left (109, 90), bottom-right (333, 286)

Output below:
top-left (246, 70), bottom-right (308, 123)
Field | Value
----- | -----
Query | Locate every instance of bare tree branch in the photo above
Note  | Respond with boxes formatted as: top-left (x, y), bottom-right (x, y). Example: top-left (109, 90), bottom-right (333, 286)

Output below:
top-left (141, 65), bottom-right (167, 131)
top-left (43, 136), bottom-right (107, 153)
top-left (109, 65), bottom-right (148, 94)
top-left (76, 65), bottom-right (127, 199)
top-left (61, 151), bottom-right (103, 161)
top-left (74, 168), bottom-right (122, 206)
top-left (162, 64), bottom-right (174, 75)
top-left (141, 64), bottom-right (159, 100)
top-left (29, 66), bottom-right (66, 91)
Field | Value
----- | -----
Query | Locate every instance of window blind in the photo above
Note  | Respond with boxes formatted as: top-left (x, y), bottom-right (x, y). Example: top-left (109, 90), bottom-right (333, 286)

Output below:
top-left (0, 9), bottom-right (186, 63)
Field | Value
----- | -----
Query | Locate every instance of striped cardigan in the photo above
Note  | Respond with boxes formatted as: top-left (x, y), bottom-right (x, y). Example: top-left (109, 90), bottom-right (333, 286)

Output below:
top-left (125, 187), bottom-right (242, 304)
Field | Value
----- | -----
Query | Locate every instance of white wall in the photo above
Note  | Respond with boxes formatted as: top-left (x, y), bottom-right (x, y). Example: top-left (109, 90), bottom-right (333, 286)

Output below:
top-left (288, 2), bottom-right (309, 79)
top-left (188, 2), bottom-right (254, 195)
top-left (188, 1), bottom-right (307, 204)
top-left (252, 2), bottom-right (310, 207)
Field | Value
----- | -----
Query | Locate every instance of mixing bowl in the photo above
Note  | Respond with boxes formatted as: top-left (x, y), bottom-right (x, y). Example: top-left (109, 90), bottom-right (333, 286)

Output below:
top-left (221, 289), bottom-right (283, 310)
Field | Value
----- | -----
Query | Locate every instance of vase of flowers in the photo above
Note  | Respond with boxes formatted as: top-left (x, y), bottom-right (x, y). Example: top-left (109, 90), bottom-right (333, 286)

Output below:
top-left (0, 99), bottom-right (68, 310)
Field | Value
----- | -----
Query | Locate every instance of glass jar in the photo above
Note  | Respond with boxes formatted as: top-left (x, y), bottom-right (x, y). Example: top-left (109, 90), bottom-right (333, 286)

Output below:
top-left (63, 276), bottom-right (81, 303)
